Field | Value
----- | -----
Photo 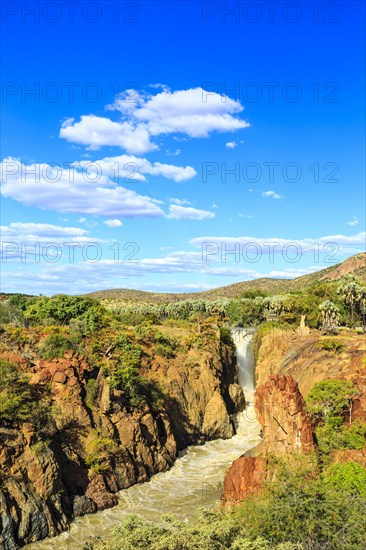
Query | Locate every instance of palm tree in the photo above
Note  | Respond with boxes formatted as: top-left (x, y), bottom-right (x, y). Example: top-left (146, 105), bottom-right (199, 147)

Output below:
top-left (319, 300), bottom-right (341, 334)
top-left (337, 275), bottom-right (365, 328)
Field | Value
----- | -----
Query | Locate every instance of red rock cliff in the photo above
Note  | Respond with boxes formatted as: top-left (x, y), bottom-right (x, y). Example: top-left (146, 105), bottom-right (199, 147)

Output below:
top-left (223, 375), bottom-right (315, 504)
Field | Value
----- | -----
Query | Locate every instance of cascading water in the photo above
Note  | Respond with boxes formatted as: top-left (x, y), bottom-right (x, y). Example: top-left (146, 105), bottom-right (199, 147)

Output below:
top-left (28, 328), bottom-right (261, 550)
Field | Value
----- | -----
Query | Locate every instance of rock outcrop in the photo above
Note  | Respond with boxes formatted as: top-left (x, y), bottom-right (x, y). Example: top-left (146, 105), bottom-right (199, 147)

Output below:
top-left (0, 335), bottom-right (241, 548)
top-left (255, 374), bottom-right (316, 455)
top-left (223, 375), bottom-right (315, 504)
top-left (254, 328), bottom-right (366, 398)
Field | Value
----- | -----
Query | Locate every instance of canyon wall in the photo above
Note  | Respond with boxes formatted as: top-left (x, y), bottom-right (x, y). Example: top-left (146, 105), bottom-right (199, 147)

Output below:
top-left (0, 335), bottom-right (242, 548)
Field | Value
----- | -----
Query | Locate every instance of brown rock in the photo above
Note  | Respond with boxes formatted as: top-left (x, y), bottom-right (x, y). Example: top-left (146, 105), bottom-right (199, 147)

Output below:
top-left (53, 371), bottom-right (67, 384)
top-left (85, 474), bottom-right (118, 511)
top-left (223, 456), bottom-right (267, 504)
top-left (223, 375), bottom-right (316, 504)
top-left (255, 374), bottom-right (316, 455)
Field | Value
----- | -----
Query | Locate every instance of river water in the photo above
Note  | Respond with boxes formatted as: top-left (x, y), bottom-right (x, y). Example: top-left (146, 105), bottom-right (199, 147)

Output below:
top-left (28, 328), bottom-right (261, 549)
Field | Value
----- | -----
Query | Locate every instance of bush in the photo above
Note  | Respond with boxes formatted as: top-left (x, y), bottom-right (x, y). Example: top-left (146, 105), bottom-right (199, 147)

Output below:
top-left (323, 461), bottom-right (366, 497)
top-left (25, 295), bottom-right (106, 332)
top-left (315, 421), bottom-right (366, 454)
top-left (0, 359), bottom-right (51, 428)
top-left (85, 432), bottom-right (119, 474)
top-left (85, 379), bottom-right (98, 409)
top-left (306, 379), bottom-right (357, 423)
top-left (317, 338), bottom-right (345, 352)
top-left (40, 333), bottom-right (74, 359)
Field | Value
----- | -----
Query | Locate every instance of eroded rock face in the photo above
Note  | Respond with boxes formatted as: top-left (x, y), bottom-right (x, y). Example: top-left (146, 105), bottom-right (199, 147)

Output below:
top-left (223, 456), bottom-right (267, 503)
top-left (255, 374), bottom-right (316, 455)
top-left (0, 338), bottom-right (239, 548)
top-left (223, 375), bottom-right (315, 505)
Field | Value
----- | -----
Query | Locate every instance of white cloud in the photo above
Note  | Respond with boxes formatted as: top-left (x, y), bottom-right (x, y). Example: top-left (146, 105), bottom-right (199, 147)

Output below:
top-left (0, 222), bottom-right (105, 263)
top-left (79, 217), bottom-right (87, 223)
top-left (60, 116), bottom-right (156, 155)
top-left (262, 190), bottom-right (284, 199)
top-left (104, 219), bottom-right (123, 227)
top-left (169, 198), bottom-right (192, 205)
top-left (226, 141), bottom-right (237, 149)
top-left (60, 87), bottom-right (250, 154)
top-left (166, 205), bottom-right (215, 220)
top-left (0, 158), bottom-right (164, 218)
top-left (1, 222), bottom-right (90, 241)
top-left (347, 217), bottom-right (359, 226)
top-left (75, 154), bottom-right (196, 183)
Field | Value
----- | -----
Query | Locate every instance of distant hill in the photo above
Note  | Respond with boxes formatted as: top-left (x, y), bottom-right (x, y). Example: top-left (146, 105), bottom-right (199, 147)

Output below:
top-left (87, 252), bottom-right (366, 303)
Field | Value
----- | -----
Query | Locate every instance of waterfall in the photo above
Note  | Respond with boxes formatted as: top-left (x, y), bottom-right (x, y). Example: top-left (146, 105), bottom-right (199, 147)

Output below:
top-left (28, 329), bottom-right (261, 550)
top-left (231, 327), bottom-right (255, 393)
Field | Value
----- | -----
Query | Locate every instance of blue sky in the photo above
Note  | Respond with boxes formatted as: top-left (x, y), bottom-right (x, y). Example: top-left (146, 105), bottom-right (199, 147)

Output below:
top-left (1, 0), bottom-right (365, 295)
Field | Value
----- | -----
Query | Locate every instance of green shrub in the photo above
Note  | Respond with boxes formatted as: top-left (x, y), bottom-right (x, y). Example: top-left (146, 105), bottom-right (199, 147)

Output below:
top-left (25, 295), bottom-right (106, 332)
top-left (85, 433), bottom-right (119, 474)
top-left (323, 461), bottom-right (366, 497)
top-left (0, 359), bottom-right (51, 428)
top-left (40, 333), bottom-right (74, 359)
top-left (306, 379), bottom-right (357, 423)
top-left (85, 379), bottom-right (98, 409)
top-left (317, 338), bottom-right (345, 352)
top-left (315, 420), bottom-right (366, 454)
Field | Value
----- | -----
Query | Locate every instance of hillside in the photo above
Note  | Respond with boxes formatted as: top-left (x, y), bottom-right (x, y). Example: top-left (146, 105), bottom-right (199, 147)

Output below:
top-left (87, 252), bottom-right (366, 303)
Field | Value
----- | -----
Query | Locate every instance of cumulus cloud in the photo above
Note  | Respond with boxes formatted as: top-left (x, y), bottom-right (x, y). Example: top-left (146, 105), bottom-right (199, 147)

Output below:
top-left (104, 219), bottom-right (123, 227)
top-left (0, 158), bottom-right (164, 218)
top-left (166, 204), bottom-right (215, 220)
top-left (347, 217), bottom-right (359, 226)
top-left (226, 141), bottom-right (237, 149)
top-left (60, 87), bottom-right (250, 154)
top-left (60, 116), bottom-right (155, 155)
top-left (262, 190), bottom-right (283, 199)
top-left (75, 154), bottom-right (196, 183)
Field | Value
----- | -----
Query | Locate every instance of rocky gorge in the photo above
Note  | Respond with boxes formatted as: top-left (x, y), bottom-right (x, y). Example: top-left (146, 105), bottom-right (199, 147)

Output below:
top-left (0, 326), bottom-right (244, 549)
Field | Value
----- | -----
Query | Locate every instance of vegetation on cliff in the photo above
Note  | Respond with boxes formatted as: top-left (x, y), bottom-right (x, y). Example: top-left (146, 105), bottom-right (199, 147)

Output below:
top-left (306, 380), bottom-right (366, 455)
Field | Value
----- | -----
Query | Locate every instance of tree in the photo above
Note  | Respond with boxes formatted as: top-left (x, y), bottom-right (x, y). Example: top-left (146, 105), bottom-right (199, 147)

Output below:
top-left (337, 275), bottom-right (365, 328)
top-left (318, 300), bottom-right (340, 334)
top-left (306, 379), bottom-right (357, 424)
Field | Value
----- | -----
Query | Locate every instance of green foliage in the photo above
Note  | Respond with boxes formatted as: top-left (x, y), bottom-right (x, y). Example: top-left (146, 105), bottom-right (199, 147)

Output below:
top-left (337, 275), bottom-right (366, 327)
top-left (318, 300), bottom-right (341, 334)
top-left (85, 379), bottom-right (98, 409)
top-left (0, 359), bottom-right (51, 427)
top-left (86, 510), bottom-right (302, 550)
top-left (323, 461), bottom-right (366, 497)
top-left (306, 379), bottom-right (357, 422)
top-left (24, 295), bottom-right (106, 332)
top-left (134, 326), bottom-right (179, 357)
top-left (315, 420), bottom-right (366, 454)
top-left (317, 338), bottom-right (345, 352)
top-left (240, 289), bottom-right (267, 299)
top-left (109, 298), bottom-right (230, 322)
top-left (85, 432), bottom-right (119, 474)
top-left (226, 298), bottom-right (265, 327)
top-left (40, 333), bottom-right (75, 359)
top-left (306, 380), bottom-right (364, 454)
